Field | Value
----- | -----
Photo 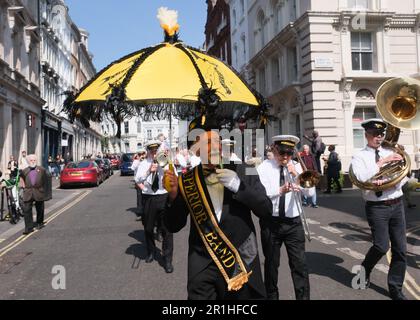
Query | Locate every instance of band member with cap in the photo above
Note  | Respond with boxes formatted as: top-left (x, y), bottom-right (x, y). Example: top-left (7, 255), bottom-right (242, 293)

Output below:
top-left (257, 135), bottom-right (313, 300)
top-left (135, 141), bottom-right (174, 273)
top-left (350, 118), bottom-right (408, 300)
top-left (163, 117), bottom-right (272, 300)
top-left (131, 148), bottom-right (147, 221)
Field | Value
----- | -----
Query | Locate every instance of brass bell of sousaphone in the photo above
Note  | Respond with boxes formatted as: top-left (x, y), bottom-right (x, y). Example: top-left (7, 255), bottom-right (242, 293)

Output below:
top-left (349, 77), bottom-right (420, 191)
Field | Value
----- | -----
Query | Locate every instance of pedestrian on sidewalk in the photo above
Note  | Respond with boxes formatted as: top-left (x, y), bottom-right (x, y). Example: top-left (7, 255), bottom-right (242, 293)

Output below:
top-left (131, 149), bottom-right (146, 221)
top-left (20, 155), bottom-right (49, 235)
top-left (323, 145), bottom-right (342, 194)
top-left (300, 144), bottom-right (318, 208)
top-left (19, 150), bottom-right (29, 170)
top-left (304, 130), bottom-right (325, 175)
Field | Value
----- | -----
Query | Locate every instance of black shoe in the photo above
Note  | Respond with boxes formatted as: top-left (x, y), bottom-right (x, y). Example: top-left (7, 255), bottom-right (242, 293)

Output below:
top-left (164, 262), bottom-right (174, 273)
top-left (390, 290), bottom-right (407, 300)
top-left (145, 254), bottom-right (154, 263)
top-left (135, 216), bottom-right (142, 222)
top-left (408, 204), bottom-right (416, 209)
top-left (23, 228), bottom-right (34, 235)
top-left (311, 204), bottom-right (319, 208)
top-left (35, 222), bottom-right (45, 230)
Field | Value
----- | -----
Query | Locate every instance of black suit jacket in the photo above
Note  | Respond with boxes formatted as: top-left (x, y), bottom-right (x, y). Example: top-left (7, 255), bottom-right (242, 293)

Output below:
top-left (20, 166), bottom-right (48, 202)
top-left (164, 164), bottom-right (272, 298)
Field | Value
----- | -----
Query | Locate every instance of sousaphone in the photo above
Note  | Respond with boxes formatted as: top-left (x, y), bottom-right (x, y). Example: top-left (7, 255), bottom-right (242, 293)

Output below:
top-left (349, 77), bottom-right (420, 191)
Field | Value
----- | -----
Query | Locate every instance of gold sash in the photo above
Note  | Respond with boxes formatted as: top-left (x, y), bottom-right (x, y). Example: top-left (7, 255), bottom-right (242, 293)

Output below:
top-left (178, 165), bottom-right (251, 291)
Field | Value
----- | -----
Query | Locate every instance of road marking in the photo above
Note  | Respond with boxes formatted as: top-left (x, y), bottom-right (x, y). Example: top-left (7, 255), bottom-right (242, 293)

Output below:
top-left (385, 226), bottom-right (420, 300)
top-left (343, 235), bottom-right (367, 244)
top-left (374, 264), bottom-right (389, 274)
top-left (0, 190), bottom-right (91, 258)
top-left (337, 248), bottom-right (365, 260)
top-left (0, 239), bottom-right (5, 244)
top-left (306, 218), bottom-right (320, 225)
top-left (320, 226), bottom-right (343, 234)
top-left (312, 236), bottom-right (337, 245)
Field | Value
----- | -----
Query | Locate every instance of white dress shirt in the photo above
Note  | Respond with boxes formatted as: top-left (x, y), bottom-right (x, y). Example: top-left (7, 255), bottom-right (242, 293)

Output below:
top-left (190, 155), bottom-right (201, 168)
top-left (130, 159), bottom-right (141, 174)
top-left (175, 153), bottom-right (187, 168)
top-left (350, 146), bottom-right (406, 202)
top-left (257, 159), bottom-right (313, 218)
top-left (134, 157), bottom-right (167, 195)
top-left (205, 174), bottom-right (224, 222)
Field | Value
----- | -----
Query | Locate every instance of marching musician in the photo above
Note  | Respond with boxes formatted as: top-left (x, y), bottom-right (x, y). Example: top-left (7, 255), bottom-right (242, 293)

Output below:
top-left (257, 135), bottom-right (312, 300)
top-left (350, 119), bottom-right (408, 300)
top-left (163, 117), bottom-right (272, 300)
top-left (135, 141), bottom-right (174, 273)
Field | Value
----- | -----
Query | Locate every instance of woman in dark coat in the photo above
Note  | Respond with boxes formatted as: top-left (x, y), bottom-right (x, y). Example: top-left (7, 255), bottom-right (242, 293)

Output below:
top-left (323, 145), bottom-right (342, 193)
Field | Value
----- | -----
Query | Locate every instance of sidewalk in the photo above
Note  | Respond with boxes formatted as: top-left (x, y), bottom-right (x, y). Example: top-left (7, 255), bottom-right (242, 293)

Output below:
top-left (0, 178), bottom-right (83, 241)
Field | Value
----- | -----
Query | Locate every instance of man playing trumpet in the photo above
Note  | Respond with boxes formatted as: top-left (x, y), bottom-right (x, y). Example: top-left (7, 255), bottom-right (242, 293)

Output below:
top-left (135, 140), bottom-right (174, 273)
top-left (257, 135), bottom-right (313, 300)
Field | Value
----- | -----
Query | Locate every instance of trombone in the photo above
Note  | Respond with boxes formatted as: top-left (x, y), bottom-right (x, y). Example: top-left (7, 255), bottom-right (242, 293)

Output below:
top-left (282, 150), bottom-right (320, 242)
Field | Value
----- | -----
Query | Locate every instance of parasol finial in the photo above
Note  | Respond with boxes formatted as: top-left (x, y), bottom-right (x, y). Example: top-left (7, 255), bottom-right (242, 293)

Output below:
top-left (157, 7), bottom-right (179, 43)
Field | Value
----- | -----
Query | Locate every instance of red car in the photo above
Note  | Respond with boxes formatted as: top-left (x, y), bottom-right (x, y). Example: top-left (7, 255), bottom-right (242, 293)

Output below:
top-left (109, 155), bottom-right (120, 170)
top-left (60, 161), bottom-right (102, 188)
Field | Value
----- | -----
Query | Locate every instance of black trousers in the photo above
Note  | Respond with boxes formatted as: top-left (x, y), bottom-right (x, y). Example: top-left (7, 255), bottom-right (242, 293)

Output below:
top-left (326, 175), bottom-right (342, 192)
top-left (22, 200), bottom-right (44, 231)
top-left (142, 194), bottom-right (173, 263)
top-left (362, 199), bottom-right (407, 298)
top-left (260, 217), bottom-right (310, 300)
top-left (187, 263), bottom-right (264, 300)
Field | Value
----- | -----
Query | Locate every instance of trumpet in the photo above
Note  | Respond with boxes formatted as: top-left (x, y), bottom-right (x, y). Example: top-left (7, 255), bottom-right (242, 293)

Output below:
top-left (153, 151), bottom-right (175, 192)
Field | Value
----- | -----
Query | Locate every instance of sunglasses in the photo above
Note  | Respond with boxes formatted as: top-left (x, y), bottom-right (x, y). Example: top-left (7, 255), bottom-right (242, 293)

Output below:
top-left (278, 150), bottom-right (294, 156)
top-left (367, 130), bottom-right (385, 137)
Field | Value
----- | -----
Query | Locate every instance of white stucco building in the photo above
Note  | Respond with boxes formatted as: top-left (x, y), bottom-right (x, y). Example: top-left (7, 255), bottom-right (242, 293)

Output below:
top-left (0, 0), bottom-right (44, 173)
top-left (119, 117), bottom-right (180, 154)
top-left (39, 0), bottom-right (102, 164)
top-left (240, 0), bottom-right (420, 172)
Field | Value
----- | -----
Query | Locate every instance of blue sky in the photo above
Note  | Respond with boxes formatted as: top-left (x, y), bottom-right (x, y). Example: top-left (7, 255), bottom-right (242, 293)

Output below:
top-left (66, 0), bottom-right (207, 71)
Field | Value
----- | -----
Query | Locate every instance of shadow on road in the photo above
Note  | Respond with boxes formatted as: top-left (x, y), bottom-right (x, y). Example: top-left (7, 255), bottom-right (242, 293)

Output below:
top-left (126, 230), bottom-right (148, 269)
top-left (306, 251), bottom-right (389, 298)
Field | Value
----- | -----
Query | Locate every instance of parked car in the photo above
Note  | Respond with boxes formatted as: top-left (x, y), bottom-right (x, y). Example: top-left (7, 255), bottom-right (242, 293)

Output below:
top-left (60, 161), bottom-right (102, 188)
top-left (95, 158), bottom-right (111, 180)
top-left (109, 155), bottom-right (121, 170)
top-left (103, 158), bottom-right (114, 176)
top-left (120, 153), bottom-right (134, 176)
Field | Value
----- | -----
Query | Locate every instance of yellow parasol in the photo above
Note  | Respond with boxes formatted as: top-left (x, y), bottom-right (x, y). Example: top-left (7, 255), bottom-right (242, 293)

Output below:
top-left (64, 7), bottom-right (270, 129)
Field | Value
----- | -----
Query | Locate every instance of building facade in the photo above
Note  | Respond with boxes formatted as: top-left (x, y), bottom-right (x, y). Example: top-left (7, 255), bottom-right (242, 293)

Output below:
top-left (205, 0), bottom-right (232, 64)
top-left (39, 0), bottom-right (101, 164)
top-left (0, 0), bottom-right (44, 173)
top-left (119, 117), bottom-right (180, 154)
top-left (242, 0), bottom-right (420, 172)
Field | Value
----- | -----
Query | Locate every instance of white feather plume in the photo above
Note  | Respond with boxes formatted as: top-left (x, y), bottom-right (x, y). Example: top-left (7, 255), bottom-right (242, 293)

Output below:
top-left (157, 7), bottom-right (178, 32)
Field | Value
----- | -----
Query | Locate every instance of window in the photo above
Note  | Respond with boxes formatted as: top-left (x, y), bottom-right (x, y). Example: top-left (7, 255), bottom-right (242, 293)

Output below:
top-left (232, 10), bottom-right (237, 26)
top-left (348, 0), bottom-right (369, 9)
top-left (352, 107), bottom-right (377, 148)
top-left (124, 121), bottom-right (129, 134)
top-left (147, 129), bottom-right (152, 140)
top-left (351, 32), bottom-right (373, 71)
top-left (271, 57), bottom-right (280, 86)
top-left (233, 44), bottom-right (238, 67)
top-left (288, 47), bottom-right (298, 81)
top-left (137, 121), bottom-right (141, 133)
top-left (289, 0), bottom-right (297, 21)
top-left (241, 36), bottom-right (246, 61)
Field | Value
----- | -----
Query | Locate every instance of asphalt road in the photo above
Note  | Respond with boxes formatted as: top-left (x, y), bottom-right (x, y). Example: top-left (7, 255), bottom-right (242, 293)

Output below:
top-left (0, 172), bottom-right (418, 300)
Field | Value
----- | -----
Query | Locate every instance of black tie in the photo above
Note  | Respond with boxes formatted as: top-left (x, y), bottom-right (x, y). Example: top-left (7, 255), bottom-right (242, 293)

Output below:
top-left (151, 171), bottom-right (159, 193)
top-left (375, 150), bottom-right (382, 198)
top-left (278, 166), bottom-right (286, 217)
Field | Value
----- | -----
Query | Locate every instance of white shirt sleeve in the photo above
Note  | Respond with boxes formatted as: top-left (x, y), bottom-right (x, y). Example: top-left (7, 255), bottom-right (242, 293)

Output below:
top-left (135, 159), bottom-right (151, 184)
